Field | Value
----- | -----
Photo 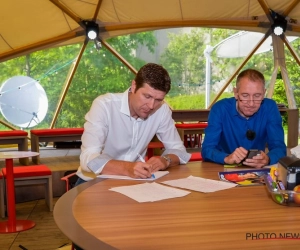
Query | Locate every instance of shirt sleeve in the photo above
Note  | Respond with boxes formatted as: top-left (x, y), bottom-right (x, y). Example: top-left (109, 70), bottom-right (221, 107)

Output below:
top-left (155, 105), bottom-right (191, 163)
top-left (265, 102), bottom-right (287, 164)
top-left (201, 103), bottom-right (228, 164)
top-left (79, 97), bottom-right (112, 174)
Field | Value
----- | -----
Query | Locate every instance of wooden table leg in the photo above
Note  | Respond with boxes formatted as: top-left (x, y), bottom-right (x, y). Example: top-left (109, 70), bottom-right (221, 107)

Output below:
top-left (286, 109), bottom-right (299, 148)
top-left (18, 137), bottom-right (29, 165)
top-left (30, 134), bottom-right (40, 164)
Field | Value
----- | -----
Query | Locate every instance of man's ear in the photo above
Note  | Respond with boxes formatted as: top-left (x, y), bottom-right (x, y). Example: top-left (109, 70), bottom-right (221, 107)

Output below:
top-left (131, 80), bottom-right (136, 93)
top-left (233, 87), bottom-right (238, 100)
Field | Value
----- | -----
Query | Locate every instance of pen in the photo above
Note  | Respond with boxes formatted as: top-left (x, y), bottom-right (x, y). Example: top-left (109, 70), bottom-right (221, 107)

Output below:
top-left (137, 153), bottom-right (145, 163)
top-left (137, 153), bottom-right (155, 178)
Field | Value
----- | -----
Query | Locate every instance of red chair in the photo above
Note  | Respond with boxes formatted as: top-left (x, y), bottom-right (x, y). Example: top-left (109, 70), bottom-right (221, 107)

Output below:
top-left (175, 123), bottom-right (208, 148)
top-left (147, 141), bottom-right (164, 158)
top-left (1, 165), bottom-right (53, 217)
top-left (61, 171), bottom-right (78, 192)
top-left (189, 152), bottom-right (203, 161)
top-left (0, 173), bottom-right (4, 218)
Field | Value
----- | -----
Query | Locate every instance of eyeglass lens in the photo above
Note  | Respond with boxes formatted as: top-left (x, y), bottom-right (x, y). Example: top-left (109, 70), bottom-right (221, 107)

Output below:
top-left (238, 96), bottom-right (263, 104)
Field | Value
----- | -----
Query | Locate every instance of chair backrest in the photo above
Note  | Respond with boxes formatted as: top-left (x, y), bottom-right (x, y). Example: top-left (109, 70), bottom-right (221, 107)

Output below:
top-left (61, 170), bottom-right (78, 192)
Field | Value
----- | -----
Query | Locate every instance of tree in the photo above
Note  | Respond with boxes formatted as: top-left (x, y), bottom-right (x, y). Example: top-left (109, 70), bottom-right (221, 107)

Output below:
top-left (0, 32), bottom-right (157, 129)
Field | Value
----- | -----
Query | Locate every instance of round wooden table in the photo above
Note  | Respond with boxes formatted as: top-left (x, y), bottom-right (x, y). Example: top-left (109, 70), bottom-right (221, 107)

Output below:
top-left (0, 151), bottom-right (39, 233)
top-left (54, 161), bottom-right (300, 249)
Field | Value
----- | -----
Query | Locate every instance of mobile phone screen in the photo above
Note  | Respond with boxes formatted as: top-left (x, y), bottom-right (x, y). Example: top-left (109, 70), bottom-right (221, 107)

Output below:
top-left (246, 149), bottom-right (260, 159)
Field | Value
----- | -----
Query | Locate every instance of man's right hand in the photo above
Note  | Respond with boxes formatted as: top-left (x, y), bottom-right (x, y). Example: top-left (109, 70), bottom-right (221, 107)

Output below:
top-left (101, 160), bottom-right (154, 179)
top-left (224, 147), bottom-right (248, 165)
top-left (129, 162), bottom-right (153, 179)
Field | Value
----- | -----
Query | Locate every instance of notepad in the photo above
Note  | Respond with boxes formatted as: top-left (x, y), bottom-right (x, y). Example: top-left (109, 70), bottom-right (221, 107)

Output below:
top-left (98, 171), bottom-right (169, 181)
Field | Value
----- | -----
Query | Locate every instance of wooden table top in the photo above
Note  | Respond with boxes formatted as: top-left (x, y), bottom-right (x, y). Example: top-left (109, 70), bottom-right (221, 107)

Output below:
top-left (54, 161), bottom-right (300, 250)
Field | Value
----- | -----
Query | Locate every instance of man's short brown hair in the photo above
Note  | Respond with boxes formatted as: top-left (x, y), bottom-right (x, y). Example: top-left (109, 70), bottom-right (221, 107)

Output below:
top-left (135, 63), bottom-right (171, 93)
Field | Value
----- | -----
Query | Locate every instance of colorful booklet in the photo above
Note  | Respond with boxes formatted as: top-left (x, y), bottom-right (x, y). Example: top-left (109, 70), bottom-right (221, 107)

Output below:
top-left (223, 164), bottom-right (277, 172)
top-left (218, 169), bottom-right (270, 186)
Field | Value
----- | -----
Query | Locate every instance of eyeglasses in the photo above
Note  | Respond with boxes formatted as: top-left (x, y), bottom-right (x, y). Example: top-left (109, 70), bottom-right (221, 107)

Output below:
top-left (246, 129), bottom-right (256, 140)
top-left (238, 96), bottom-right (264, 104)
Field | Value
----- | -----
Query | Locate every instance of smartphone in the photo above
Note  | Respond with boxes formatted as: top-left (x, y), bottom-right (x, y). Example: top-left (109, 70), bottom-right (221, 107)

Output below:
top-left (246, 149), bottom-right (260, 159)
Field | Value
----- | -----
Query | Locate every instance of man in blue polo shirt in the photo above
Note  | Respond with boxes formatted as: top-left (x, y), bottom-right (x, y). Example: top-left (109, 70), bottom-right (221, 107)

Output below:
top-left (202, 68), bottom-right (286, 168)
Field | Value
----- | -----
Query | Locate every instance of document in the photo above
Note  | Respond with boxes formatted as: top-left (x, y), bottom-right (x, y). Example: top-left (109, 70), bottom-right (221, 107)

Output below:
top-left (161, 175), bottom-right (237, 193)
top-left (98, 171), bottom-right (169, 181)
top-left (110, 182), bottom-right (190, 202)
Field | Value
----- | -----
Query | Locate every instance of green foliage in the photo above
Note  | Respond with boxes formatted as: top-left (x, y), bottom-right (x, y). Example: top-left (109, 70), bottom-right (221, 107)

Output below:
top-left (165, 92), bottom-right (233, 109)
top-left (0, 28), bottom-right (299, 131)
top-left (166, 94), bottom-right (206, 109)
top-left (160, 29), bottom-right (207, 90)
top-left (0, 32), bottom-right (156, 129)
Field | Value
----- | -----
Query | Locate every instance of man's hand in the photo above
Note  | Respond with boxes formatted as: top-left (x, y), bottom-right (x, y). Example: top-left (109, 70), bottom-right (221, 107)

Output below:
top-left (102, 160), bottom-right (154, 179)
top-left (146, 156), bottom-right (167, 172)
top-left (242, 151), bottom-right (270, 168)
top-left (224, 147), bottom-right (248, 165)
top-left (129, 161), bottom-right (154, 179)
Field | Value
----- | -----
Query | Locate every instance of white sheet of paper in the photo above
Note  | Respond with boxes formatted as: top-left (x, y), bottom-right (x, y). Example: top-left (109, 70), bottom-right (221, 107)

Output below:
top-left (109, 182), bottom-right (190, 202)
top-left (162, 175), bottom-right (237, 193)
top-left (98, 171), bottom-right (169, 181)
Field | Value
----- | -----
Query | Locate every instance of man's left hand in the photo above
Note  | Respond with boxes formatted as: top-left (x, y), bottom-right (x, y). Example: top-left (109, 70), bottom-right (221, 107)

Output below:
top-left (146, 156), bottom-right (167, 172)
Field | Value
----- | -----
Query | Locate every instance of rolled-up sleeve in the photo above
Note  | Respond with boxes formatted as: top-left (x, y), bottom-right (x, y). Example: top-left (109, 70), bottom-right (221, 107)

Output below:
top-left (79, 98), bottom-right (111, 174)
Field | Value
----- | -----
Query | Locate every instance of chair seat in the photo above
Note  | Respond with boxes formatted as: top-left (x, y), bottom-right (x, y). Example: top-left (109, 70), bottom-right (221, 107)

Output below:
top-left (1, 165), bottom-right (53, 218)
top-left (2, 165), bottom-right (51, 178)
top-left (189, 152), bottom-right (203, 161)
top-left (30, 128), bottom-right (84, 136)
top-left (0, 130), bottom-right (28, 137)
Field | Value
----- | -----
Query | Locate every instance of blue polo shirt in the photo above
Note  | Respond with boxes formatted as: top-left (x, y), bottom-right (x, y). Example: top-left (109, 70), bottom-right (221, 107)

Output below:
top-left (201, 97), bottom-right (286, 164)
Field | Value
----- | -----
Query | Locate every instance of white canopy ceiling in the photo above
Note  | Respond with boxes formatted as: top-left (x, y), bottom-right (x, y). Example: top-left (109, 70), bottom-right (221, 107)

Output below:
top-left (1, 0), bottom-right (300, 62)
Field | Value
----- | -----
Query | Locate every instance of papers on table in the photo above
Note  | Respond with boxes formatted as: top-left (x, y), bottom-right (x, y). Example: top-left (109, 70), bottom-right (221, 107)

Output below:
top-left (109, 175), bottom-right (238, 202)
top-left (98, 171), bottom-right (169, 181)
top-left (161, 175), bottom-right (237, 193)
top-left (110, 182), bottom-right (190, 202)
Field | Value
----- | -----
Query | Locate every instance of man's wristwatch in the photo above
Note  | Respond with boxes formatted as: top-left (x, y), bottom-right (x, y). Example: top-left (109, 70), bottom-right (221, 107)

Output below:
top-left (161, 155), bottom-right (172, 168)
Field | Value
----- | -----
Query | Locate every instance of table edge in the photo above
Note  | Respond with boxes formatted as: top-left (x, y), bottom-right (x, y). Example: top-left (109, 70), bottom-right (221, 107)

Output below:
top-left (53, 178), bottom-right (118, 250)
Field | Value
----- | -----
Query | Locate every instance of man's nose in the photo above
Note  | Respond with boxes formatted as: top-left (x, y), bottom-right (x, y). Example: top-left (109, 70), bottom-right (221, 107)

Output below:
top-left (248, 99), bottom-right (256, 106)
top-left (148, 98), bottom-right (155, 109)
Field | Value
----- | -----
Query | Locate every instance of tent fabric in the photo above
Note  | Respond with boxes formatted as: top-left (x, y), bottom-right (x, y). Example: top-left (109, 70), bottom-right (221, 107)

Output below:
top-left (1, 0), bottom-right (300, 62)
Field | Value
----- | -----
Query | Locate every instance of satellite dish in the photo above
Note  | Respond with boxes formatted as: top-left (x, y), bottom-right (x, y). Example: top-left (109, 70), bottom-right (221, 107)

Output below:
top-left (215, 31), bottom-right (298, 58)
top-left (0, 76), bottom-right (48, 128)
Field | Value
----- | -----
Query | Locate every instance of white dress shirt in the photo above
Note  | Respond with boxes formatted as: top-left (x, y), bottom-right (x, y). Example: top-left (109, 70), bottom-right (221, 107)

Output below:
top-left (77, 88), bottom-right (191, 181)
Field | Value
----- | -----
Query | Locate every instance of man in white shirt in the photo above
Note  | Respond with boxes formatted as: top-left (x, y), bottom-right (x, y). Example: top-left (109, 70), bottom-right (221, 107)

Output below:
top-left (76, 63), bottom-right (190, 183)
